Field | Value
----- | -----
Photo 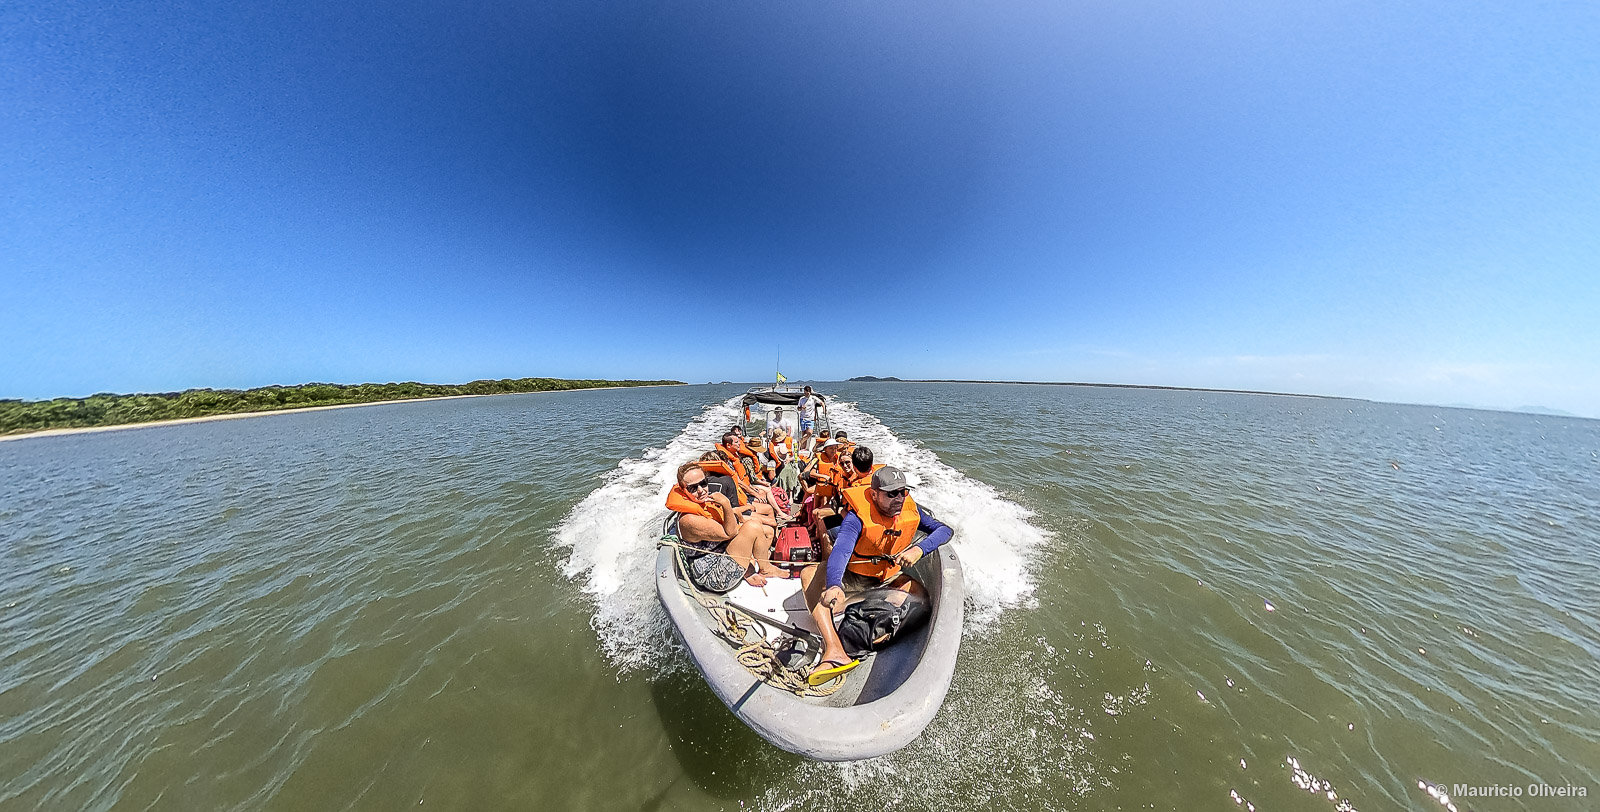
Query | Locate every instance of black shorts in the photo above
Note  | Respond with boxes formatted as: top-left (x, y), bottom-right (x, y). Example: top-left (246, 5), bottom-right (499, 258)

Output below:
top-left (840, 570), bottom-right (888, 595)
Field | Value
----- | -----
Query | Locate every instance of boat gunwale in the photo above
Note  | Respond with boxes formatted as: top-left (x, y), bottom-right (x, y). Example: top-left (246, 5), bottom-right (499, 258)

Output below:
top-left (654, 526), bottom-right (965, 761)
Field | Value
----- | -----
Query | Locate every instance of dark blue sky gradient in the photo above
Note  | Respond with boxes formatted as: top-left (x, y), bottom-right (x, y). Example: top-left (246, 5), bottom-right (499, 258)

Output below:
top-left (4, 1), bottom-right (1598, 414)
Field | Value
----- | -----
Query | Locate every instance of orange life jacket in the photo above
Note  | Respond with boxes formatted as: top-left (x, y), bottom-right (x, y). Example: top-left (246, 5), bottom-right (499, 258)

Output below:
top-left (727, 439), bottom-right (759, 462)
top-left (710, 447), bottom-right (749, 479)
top-left (812, 457), bottom-right (840, 501)
top-left (838, 462), bottom-right (882, 492)
top-left (769, 435), bottom-right (793, 459)
top-left (841, 485), bottom-right (920, 580)
top-left (665, 484), bottom-right (727, 526)
top-left (697, 456), bottom-right (750, 504)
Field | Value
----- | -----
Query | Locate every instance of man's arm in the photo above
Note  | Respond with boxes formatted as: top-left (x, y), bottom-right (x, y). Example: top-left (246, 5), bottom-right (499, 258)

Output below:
top-left (826, 512), bottom-right (863, 588)
top-left (914, 507), bottom-right (953, 555)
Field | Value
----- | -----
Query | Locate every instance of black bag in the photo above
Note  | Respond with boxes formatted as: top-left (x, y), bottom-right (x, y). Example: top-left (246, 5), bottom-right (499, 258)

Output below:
top-left (836, 588), bottom-right (931, 659)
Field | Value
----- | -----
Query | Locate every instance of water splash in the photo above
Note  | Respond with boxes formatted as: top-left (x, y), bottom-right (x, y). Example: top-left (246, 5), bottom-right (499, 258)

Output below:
top-left (551, 394), bottom-right (1050, 671)
top-left (551, 397), bottom-right (743, 671)
top-left (825, 398), bottom-right (1045, 625)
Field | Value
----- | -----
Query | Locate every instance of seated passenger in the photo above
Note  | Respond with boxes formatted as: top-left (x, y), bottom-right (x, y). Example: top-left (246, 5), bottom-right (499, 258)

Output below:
top-left (769, 425), bottom-right (794, 460)
top-left (805, 439), bottom-right (844, 511)
top-left (836, 445), bottom-right (882, 492)
top-left (768, 435), bottom-right (802, 503)
top-left (726, 426), bottom-right (764, 471)
top-left (666, 462), bottom-right (782, 590)
top-left (708, 440), bottom-right (779, 516)
top-left (796, 469), bottom-right (836, 556)
top-left (799, 466), bottom-right (953, 683)
top-left (746, 437), bottom-right (773, 480)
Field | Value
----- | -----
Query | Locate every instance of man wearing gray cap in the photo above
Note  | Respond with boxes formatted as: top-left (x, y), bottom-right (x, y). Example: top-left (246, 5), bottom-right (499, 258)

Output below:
top-left (800, 465), bottom-right (953, 684)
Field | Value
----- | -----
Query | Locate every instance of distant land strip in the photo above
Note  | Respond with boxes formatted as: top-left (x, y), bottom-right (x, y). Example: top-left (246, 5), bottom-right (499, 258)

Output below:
top-left (0, 378), bottom-right (685, 439)
top-left (850, 376), bottom-right (1361, 401)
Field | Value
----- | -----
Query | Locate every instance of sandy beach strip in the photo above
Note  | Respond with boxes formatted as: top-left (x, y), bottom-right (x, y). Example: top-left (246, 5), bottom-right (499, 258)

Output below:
top-left (0, 383), bottom-right (684, 443)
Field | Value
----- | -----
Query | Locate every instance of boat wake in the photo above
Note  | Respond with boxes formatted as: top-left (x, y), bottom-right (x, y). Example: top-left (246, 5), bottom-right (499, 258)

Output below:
top-left (551, 395), bottom-right (1048, 673)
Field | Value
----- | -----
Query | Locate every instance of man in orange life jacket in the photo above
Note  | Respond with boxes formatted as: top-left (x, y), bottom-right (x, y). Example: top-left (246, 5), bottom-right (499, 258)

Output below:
top-left (667, 462), bottom-right (782, 591)
top-left (724, 426), bottom-right (768, 485)
top-left (836, 445), bottom-right (881, 493)
top-left (713, 435), bottom-right (777, 508)
top-left (800, 466), bottom-right (953, 681)
top-left (697, 450), bottom-right (781, 528)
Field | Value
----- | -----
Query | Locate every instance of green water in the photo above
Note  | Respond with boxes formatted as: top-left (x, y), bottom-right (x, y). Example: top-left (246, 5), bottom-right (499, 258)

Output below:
top-left (1, 383), bottom-right (1595, 810)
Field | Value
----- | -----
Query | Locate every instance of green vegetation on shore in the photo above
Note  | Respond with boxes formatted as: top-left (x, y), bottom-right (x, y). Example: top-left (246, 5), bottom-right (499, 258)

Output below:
top-left (0, 378), bottom-right (684, 437)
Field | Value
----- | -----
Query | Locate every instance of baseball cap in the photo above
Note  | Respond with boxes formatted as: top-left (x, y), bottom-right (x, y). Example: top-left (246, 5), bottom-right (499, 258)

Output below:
top-left (871, 466), bottom-right (910, 492)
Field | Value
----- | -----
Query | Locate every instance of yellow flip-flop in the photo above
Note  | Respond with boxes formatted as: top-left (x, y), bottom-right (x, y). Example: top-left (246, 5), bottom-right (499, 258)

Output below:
top-left (806, 658), bottom-right (861, 686)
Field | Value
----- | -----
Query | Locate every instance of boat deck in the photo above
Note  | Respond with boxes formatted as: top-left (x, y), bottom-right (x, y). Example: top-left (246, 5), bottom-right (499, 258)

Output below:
top-left (668, 555), bottom-right (934, 708)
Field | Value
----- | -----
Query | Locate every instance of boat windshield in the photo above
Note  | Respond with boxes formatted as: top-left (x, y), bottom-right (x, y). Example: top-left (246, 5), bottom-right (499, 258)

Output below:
top-left (741, 386), bottom-right (829, 440)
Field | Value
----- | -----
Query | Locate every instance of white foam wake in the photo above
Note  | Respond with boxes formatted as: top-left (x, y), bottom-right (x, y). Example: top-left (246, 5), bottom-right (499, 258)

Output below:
top-left (823, 398), bottom-right (1044, 625)
top-left (551, 395), bottom-right (1046, 673)
top-left (550, 397), bottom-right (743, 671)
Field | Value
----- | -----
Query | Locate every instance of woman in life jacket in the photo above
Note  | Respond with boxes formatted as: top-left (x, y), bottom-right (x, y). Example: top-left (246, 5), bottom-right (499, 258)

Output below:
top-left (803, 439), bottom-right (844, 513)
top-left (746, 437), bottom-right (773, 480)
top-left (667, 462), bottom-right (783, 590)
top-left (837, 445), bottom-right (883, 492)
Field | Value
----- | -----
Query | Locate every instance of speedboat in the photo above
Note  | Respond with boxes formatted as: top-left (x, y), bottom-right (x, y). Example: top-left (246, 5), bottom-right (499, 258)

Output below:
top-left (653, 385), bottom-right (965, 761)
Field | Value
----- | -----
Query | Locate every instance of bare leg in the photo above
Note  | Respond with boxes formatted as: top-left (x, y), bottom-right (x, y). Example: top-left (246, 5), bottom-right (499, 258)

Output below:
top-left (747, 501), bottom-right (778, 527)
top-left (726, 521), bottom-right (780, 583)
top-left (809, 512), bottom-right (832, 557)
top-left (751, 523), bottom-right (782, 578)
top-left (801, 565), bottom-right (850, 666)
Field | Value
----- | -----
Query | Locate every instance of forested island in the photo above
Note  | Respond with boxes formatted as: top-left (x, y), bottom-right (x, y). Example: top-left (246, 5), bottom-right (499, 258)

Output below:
top-left (0, 377), bottom-right (683, 437)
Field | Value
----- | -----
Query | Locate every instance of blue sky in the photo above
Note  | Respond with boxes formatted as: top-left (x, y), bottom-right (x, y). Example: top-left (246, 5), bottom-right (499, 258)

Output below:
top-left (3, 0), bottom-right (1597, 416)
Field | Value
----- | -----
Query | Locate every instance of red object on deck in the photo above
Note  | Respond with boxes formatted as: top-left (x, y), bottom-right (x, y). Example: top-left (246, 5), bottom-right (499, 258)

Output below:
top-left (773, 526), bottom-right (815, 564)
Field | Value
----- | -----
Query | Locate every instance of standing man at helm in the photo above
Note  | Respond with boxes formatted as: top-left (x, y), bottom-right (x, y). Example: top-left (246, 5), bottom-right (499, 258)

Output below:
top-left (800, 466), bottom-right (953, 683)
top-left (797, 385), bottom-right (824, 438)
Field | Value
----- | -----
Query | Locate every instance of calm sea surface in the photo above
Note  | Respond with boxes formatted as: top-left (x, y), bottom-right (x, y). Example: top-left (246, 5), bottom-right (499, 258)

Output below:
top-left (2, 383), bottom-right (1596, 811)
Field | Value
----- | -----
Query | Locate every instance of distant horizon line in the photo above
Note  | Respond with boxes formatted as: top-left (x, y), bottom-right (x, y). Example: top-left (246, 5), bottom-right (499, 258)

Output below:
top-left (718, 377), bottom-right (1593, 421)
top-left (717, 376), bottom-right (1357, 401)
top-left (8, 375), bottom-right (1588, 422)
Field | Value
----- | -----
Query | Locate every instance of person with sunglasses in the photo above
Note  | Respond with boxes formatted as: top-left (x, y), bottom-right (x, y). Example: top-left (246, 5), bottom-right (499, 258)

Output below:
top-left (798, 466), bottom-right (952, 683)
top-left (665, 462), bottom-right (782, 591)
top-left (837, 444), bottom-right (882, 492)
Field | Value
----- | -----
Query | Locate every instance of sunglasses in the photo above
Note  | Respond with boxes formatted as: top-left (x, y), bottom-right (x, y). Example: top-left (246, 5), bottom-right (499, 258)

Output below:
top-left (684, 479), bottom-right (711, 493)
top-left (881, 488), bottom-right (908, 499)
